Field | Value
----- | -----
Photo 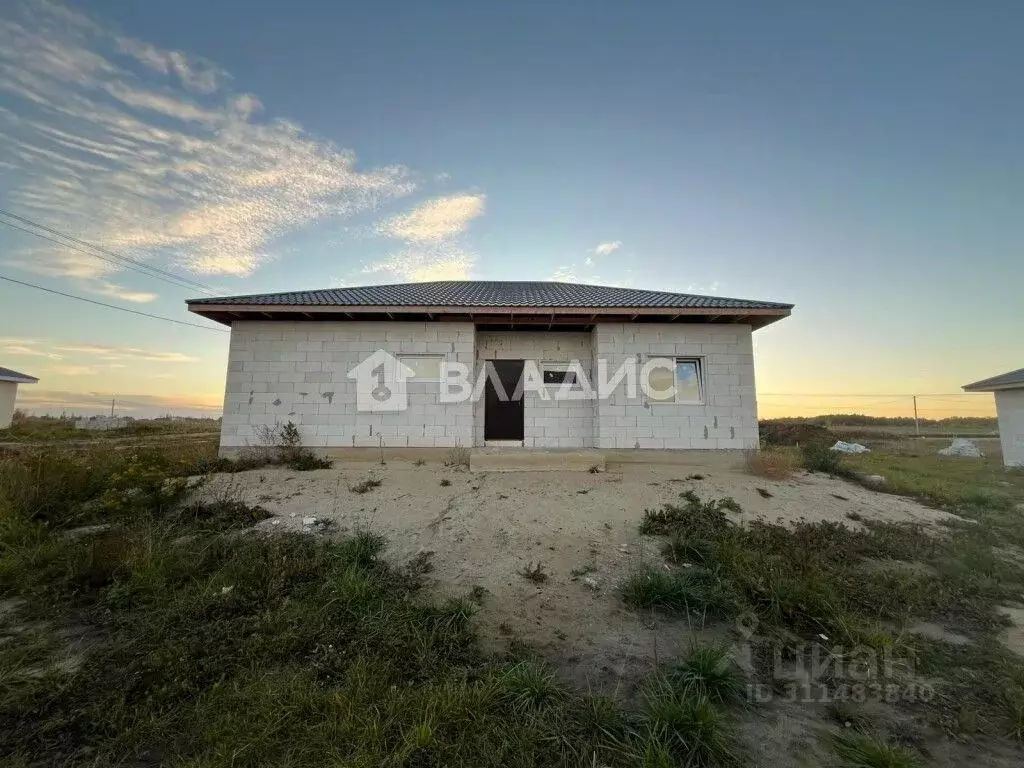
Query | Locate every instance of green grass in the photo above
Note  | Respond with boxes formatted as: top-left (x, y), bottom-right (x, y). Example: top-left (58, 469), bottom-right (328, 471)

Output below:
top-left (831, 733), bottom-right (921, 768)
top-left (668, 645), bottom-right (746, 706)
top-left (2, 520), bottom-right (676, 766)
top-left (0, 444), bottom-right (749, 767)
top-left (631, 483), bottom-right (1024, 741)
top-left (619, 566), bottom-right (737, 617)
top-left (640, 681), bottom-right (738, 767)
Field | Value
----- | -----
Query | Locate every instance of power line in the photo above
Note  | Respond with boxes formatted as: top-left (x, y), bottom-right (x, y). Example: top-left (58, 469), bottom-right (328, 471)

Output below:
top-left (759, 393), bottom-right (983, 398)
top-left (0, 274), bottom-right (228, 332)
top-left (0, 209), bottom-right (219, 296)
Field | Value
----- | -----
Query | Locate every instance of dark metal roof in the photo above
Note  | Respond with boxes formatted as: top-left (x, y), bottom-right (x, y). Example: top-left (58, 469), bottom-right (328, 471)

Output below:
top-left (963, 368), bottom-right (1024, 392)
top-left (0, 366), bottom-right (38, 384)
top-left (187, 281), bottom-right (793, 311)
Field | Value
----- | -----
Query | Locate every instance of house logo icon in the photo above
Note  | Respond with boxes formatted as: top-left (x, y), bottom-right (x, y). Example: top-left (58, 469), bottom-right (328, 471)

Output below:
top-left (347, 350), bottom-right (416, 412)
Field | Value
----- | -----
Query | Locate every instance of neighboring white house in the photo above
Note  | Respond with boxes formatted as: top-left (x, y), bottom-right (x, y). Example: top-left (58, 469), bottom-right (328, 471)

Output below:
top-left (0, 366), bottom-right (38, 429)
top-left (963, 368), bottom-right (1024, 468)
top-left (187, 281), bottom-right (793, 456)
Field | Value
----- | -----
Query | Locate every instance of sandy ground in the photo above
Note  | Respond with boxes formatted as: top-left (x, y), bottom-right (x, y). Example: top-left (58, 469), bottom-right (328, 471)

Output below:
top-left (188, 461), bottom-right (960, 698)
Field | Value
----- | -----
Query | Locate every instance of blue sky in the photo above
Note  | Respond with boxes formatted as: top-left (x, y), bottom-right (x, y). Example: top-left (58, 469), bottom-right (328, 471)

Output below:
top-left (0, 0), bottom-right (1020, 417)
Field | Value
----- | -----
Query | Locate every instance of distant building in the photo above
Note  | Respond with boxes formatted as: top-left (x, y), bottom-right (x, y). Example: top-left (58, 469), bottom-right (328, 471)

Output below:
top-left (0, 367), bottom-right (38, 429)
top-left (963, 368), bottom-right (1024, 467)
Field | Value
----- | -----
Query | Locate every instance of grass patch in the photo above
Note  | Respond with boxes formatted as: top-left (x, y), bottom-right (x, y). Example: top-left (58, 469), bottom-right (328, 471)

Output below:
top-left (170, 499), bottom-right (273, 531)
top-left (640, 680), bottom-right (738, 767)
top-left (519, 562), bottom-right (548, 583)
top-left (639, 491), bottom-right (737, 536)
top-left (619, 566), bottom-right (736, 617)
top-left (831, 733), bottom-right (921, 768)
top-left (349, 477), bottom-right (383, 494)
top-left (668, 644), bottom-right (746, 706)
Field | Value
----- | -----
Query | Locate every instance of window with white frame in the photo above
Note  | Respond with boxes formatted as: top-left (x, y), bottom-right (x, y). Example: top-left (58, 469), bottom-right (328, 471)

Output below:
top-left (398, 355), bottom-right (444, 381)
top-left (647, 358), bottom-right (704, 403)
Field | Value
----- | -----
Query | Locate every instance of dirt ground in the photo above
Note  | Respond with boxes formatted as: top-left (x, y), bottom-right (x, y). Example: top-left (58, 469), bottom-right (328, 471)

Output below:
top-left (188, 461), bottom-right (959, 692)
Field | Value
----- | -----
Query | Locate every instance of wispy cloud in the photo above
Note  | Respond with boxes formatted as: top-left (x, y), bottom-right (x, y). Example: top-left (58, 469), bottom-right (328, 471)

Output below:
top-left (50, 364), bottom-right (98, 376)
top-left (0, 0), bottom-right (415, 293)
top-left (369, 194), bottom-right (485, 280)
top-left (593, 240), bottom-right (622, 257)
top-left (3, 343), bottom-right (62, 359)
top-left (1, 338), bottom-right (197, 363)
top-left (92, 281), bottom-right (158, 303)
top-left (378, 194), bottom-right (485, 242)
top-left (54, 344), bottom-right (199, 362)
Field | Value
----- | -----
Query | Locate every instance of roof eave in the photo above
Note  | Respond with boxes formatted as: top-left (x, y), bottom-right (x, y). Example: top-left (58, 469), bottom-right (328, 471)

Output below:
top-left (187, 303), bottom-right (791, 329)
top-left (963, 382), bottom-right (1024, 393)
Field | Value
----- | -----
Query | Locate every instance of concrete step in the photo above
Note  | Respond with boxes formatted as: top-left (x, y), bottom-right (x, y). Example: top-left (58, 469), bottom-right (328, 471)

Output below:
top-left (470, 449), bottom-right (606, 473)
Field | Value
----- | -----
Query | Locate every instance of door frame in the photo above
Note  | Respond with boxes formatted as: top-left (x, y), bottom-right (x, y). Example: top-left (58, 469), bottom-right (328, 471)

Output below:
top-left (483, 359), bottom-right (525, 442)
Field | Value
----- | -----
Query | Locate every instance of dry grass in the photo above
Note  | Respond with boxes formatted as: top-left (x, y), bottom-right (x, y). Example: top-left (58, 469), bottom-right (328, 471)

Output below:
top-left (743, 448), bottom-right (796, 481)
top-left (444, 445), bottom-right (471, 468)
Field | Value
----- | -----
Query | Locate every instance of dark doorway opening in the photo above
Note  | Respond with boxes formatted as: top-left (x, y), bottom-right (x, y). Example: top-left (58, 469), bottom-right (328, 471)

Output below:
top-left (484, 360), bottom-right (524, 441)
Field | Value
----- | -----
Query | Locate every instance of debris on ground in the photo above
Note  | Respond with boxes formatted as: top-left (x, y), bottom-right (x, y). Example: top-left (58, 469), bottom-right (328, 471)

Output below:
top-left (61, 523), bottom-right (114, 539)
top-left (830, 441), bottom-right (871, 454)
top-left (938, 438), bottom-right (984, 458)
top-left (302, 516), bottom-right (317, 526)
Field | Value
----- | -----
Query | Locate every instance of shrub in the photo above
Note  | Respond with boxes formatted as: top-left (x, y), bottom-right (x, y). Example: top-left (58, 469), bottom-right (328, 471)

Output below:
top-left (744, 448), bottom-right (796, 480)
top-left (639, 492), bottom-right (736, 537)
top-left (801, 443), bottom-right (848, 475)
top-left (444, 445), bottom-right (471, 468)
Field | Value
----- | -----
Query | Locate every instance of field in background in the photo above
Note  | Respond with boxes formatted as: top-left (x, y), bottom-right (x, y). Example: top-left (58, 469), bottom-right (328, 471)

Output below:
top-left (0, 412), bottom-right (221, 444)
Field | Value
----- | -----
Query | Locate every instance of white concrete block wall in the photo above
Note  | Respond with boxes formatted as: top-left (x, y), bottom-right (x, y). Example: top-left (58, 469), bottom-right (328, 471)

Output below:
top-left (474, 332), bottom-right (594, 448)
top-left (593, 323), bottom-right (759, 450)
top-left (221, 321), bottom-right (474, 450)
top-left (0, 382), bottom-right (18, 429)
top-left (995, 390), bottom-right (1024, 467)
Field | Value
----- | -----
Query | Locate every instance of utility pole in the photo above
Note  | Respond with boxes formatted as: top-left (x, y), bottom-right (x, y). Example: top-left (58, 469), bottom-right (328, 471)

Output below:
top-left (110, 398), bottom-right (115, 418)
top-left (913, 395), bottom-right (920, 437)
